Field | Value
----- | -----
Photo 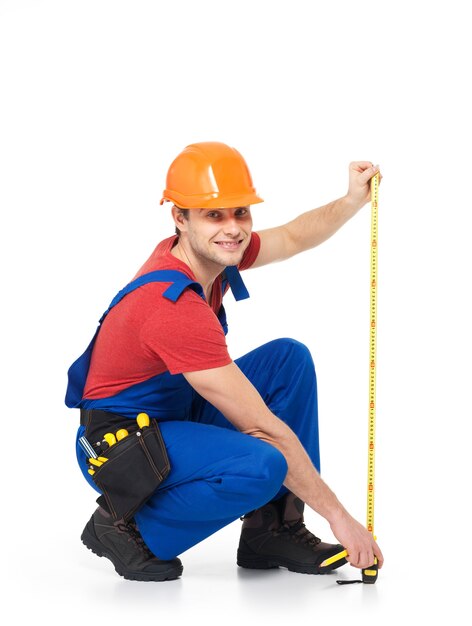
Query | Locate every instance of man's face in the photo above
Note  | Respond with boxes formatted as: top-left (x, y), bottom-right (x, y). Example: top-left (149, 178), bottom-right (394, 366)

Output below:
top-left (179, 206), bottom-right (253, 267)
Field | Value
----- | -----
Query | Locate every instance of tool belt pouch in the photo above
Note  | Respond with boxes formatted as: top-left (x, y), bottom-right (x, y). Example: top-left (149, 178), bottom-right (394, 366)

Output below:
top-left (91, 421), bottom-right (170, 522)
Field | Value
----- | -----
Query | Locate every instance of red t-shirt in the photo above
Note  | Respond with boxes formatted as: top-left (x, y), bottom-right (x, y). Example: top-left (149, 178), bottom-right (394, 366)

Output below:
top-left (83, 233), bottom-right (261, 399)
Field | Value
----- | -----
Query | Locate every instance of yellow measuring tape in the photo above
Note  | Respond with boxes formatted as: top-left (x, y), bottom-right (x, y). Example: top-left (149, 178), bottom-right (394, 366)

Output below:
top-left (321, 172), bottom-right (380, 583)
top-left (362, 171), bottom-right (380, 583)
top-left (367, 172), bottom-right (379, 535)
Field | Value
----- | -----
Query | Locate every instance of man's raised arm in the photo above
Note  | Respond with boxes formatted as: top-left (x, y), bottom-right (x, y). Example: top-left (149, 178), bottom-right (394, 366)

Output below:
top-left (252, 162), bottom-right (380, 268)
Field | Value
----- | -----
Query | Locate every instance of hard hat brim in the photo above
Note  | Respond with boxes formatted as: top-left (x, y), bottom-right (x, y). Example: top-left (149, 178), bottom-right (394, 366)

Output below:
top-left (160, 191), bottom-right (264, 209)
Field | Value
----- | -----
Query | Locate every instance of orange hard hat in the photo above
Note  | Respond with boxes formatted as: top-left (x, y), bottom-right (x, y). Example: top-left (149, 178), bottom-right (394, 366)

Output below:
top-left (160, 141), bottom-right (264, 209)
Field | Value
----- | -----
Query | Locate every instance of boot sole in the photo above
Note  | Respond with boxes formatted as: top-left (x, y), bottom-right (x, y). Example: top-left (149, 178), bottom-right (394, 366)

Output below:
top-left (81, 525), bottom-right (183, 582)
top-left (237, 550), bottom-right (347, 575)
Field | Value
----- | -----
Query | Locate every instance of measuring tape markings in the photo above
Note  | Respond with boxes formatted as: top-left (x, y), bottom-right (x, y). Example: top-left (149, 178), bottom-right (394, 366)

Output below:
top-left (360, 172), bottom-right (380, 584)
top-left (367, 172), bottom-right (379, 537)
top-left (325, 172), bottom-right (380, 581)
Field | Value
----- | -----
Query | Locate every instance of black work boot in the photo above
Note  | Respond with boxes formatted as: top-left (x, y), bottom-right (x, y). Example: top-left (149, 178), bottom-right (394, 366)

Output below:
top-left (81, 507), bottom-right (183, 581)
top-left (237, 492), bottom-right (347, 574)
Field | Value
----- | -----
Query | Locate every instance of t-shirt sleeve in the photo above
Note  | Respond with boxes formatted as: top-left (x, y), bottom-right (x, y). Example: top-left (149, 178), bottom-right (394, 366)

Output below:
top-left (238, 232), bottom-right (261, 270)
top-left (140, 289), bottom-right (232, 375)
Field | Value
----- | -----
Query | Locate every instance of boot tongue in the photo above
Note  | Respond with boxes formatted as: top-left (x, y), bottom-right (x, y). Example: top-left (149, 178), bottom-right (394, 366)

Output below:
top-left (280, 494), bottom-right (321, 545)
top-left (281, 494), bottom-right (304, 524)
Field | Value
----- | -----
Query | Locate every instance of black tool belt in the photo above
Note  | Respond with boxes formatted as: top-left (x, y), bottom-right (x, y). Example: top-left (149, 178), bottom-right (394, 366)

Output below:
top-left (80, 409), bottom-right (170, 522)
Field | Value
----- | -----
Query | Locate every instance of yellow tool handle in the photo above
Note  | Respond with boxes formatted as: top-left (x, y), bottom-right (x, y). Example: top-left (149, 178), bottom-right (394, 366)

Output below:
top-left (103, 432), bottom-right (117, 447)
top-left (89, 457), bottom-right (104, 468)
top-left (137, 412), bottom-right (150, 429)
top-left (116, 428), bottom-right (129, 441)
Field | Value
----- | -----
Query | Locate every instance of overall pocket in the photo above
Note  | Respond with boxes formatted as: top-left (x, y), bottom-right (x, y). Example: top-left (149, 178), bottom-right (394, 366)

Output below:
top-left (90, 419), bottom-right (170, 522)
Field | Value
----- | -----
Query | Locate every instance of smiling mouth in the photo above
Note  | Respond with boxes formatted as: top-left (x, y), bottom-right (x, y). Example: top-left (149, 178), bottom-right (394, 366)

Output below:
top-left (214, 239), bottom-right (244, 250)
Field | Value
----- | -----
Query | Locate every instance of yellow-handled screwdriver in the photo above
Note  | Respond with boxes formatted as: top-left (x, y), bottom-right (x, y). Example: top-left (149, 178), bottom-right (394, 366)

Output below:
top-left (137, 412), bottom-right (150, 429)
top-left (102, 432), bottom-right (117, 449)
top-left (116, 428), bottom-right (129, 441)
top-left (88, 455), bottom-right (108, 475)
top-left (89, 456), bottom-right (108, 467)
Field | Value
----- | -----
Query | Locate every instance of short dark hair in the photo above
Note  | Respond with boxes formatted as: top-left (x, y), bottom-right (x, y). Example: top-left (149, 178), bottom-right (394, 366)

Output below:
top-left (175, 207), bottom-right (190, 235)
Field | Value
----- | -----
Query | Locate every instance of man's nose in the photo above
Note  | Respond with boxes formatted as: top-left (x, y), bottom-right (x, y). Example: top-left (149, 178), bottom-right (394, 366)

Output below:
top-left (223, 217), bottom-right (241, 236)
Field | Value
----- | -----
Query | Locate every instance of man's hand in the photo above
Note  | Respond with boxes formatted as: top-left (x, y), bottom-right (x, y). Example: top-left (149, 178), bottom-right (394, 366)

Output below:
top-left (252, 161), bottom-right (383, 268)
top-left (185, 363), bottom-right (385, 570)
top-left (329, 508), bottom-right (384, 569)
top-left (345, 161), bottom-right (382, 211)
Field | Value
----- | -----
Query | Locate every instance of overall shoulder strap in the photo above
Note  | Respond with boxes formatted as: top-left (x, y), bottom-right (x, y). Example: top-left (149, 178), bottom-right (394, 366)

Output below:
top-left (222, 265), bottom-right (250, 301)
top-left (100, 270), bottom-right (204, 322)
top-left (65, 270), bottom-right (203, 409)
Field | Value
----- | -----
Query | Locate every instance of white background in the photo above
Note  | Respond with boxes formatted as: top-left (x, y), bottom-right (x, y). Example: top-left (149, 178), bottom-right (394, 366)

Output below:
top-left (1, 0), bottom-right (470, 623)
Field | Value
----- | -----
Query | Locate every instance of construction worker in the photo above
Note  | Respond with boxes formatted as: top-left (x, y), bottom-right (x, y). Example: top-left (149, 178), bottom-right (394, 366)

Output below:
top-left (66, 141), bottom-right (384, 582)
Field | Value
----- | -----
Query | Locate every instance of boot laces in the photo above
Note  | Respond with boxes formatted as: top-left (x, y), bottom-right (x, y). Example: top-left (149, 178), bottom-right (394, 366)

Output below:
top-left (116, 520), bottom-right (154, 557)
top-left (275, 520), bottom-right (321, 546)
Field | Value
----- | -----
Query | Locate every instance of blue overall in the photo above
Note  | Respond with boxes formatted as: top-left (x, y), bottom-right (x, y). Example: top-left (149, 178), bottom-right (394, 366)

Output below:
top-left (66, 267), bottom-right (321, 560)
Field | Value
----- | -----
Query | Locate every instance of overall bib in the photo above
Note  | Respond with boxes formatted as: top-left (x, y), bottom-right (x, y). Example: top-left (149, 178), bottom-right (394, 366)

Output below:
top-left (66, 267), bottom-right (321, 559)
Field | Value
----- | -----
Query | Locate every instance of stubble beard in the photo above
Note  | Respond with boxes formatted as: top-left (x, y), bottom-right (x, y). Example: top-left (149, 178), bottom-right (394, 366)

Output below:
top-left (187, 230), bottom-right (248, 268)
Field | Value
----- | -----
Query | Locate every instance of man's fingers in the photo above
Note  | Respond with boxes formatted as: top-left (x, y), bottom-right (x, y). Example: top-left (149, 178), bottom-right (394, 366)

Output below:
top-left (347, 545), bottom-right (381, 569)
top-left (359, 164), bottom-right (380, 185)
top-left (349, 160), bottom-right (375, 171)
top-left (346, 549), bottom-right (371, 568)
top-left (347, 550), bottom-right (360, 567)
top-left (357, 550), bottom-right (373, 569)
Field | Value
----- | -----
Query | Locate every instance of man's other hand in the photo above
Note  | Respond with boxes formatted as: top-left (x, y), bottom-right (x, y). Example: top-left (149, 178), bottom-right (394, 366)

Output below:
top-left (345, 161), bottom-right (382, 211)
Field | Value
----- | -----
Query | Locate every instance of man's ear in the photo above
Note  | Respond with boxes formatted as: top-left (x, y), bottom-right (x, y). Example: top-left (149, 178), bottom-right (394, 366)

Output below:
top-left (171, 205), bottom-right (189, 233)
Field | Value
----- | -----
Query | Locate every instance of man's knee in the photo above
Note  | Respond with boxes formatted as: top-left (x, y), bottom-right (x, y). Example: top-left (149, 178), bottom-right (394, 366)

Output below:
top-left (245, 439), bottom-right (288, 505)
top-left (265, 338), bottom-right (316, 377)
top-left (277, 337), bottom-right (314, 361)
